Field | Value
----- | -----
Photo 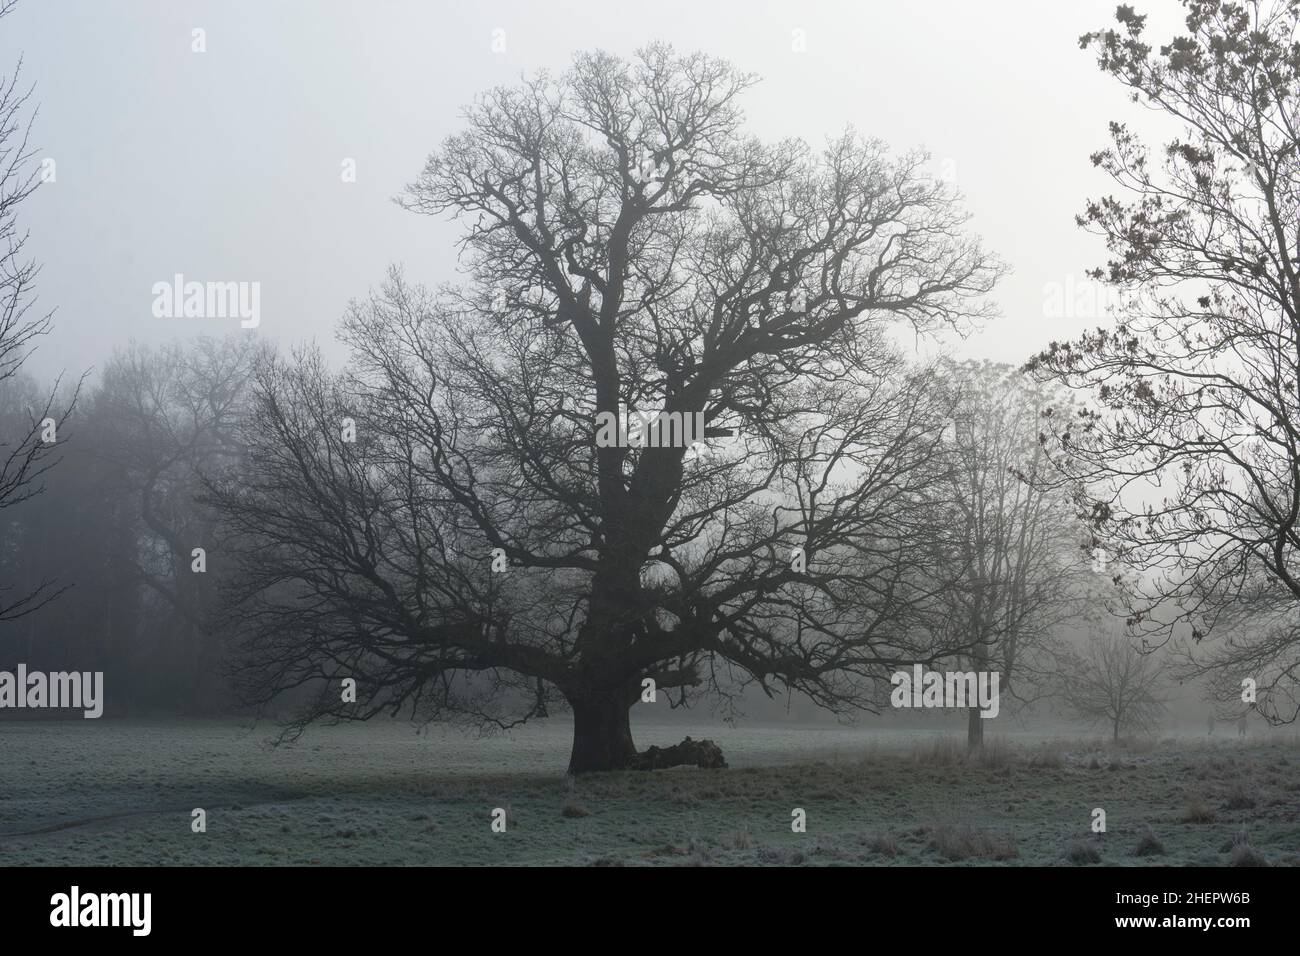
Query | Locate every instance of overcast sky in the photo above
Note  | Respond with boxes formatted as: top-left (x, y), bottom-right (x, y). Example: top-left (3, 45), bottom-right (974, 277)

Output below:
top-left (0, 0), bottom-right (1190, 383)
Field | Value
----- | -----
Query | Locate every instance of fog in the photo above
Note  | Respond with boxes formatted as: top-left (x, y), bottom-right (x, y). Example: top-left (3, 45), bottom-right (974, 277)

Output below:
top-left (1, 0), bottom-right (1188, 382)
top-left (0, 0), bottom-right (1295, 877)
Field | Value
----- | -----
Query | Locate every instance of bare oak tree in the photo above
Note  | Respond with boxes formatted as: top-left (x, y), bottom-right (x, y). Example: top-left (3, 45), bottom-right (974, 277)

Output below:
top-left (210, 45), bottom-right (1000, 772)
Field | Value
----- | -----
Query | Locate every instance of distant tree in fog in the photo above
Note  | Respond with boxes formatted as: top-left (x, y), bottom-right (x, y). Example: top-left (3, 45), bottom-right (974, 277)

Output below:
top-left (207, 44), bottom-right (1002, 773)
top-left (93, 337), bottom-right (261, 706)
top-left (928, 361), bottom-right (1096, 750)
top-left (1, 337), bottom-right (258, 710)
top-left (1061, 631), bottom-right (1166, 742)
top-left (1028, 1), bottom-right (1300, 724)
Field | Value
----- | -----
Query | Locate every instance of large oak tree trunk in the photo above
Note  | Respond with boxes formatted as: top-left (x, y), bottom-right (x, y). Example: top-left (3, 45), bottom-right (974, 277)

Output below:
top-left (565, 683), bottom-right (729, 773)
top-left (567, 687), bottom-right (637, 774)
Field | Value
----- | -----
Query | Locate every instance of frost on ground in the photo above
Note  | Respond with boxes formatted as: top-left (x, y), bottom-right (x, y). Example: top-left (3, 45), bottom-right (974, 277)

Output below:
top-left (0, 719), bottom-right (1296, 866)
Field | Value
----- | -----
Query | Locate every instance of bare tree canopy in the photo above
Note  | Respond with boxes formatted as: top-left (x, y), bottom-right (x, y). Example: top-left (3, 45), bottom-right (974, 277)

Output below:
top-left (930, 361), bottom-right (1097, 748)
top-left (0, 0), bottom-right (74, 624)
top-left (1061, 631), bottom-right (1167, 742)
top-left (208, 44), bottom-right (1002, 772)
top-left (94, 337), bottom-right (260, 705)
top-left (1028, 0), bottom-right (1300, 725)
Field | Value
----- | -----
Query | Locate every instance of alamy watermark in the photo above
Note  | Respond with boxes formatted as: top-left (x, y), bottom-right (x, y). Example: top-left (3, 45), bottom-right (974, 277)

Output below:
top-left (1042, 274), bottom-right (1126, 321)
top-left (151, 274), bottom-right (260, 328)
top-left (595, 405), bottom-right (706, 449)
top-left (890, 664), bottom-right (1000, 719)
top-left (0, 664), bottom-right (103, 718)
top-left (50, 887), bottom-right (150, 936)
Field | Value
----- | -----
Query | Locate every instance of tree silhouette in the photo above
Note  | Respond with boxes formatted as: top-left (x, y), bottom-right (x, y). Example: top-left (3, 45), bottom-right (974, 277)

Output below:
top-left (210, 44), bottom-right (1001, 772)
top-left (1029, 1), bottom-right (1300, 725)
top-left (0, 0), bottom-right (75, 624)
top-left (930, 362), bottom-right (1095, 750)
top-left (1061, 631), bottom-right (1166, 742)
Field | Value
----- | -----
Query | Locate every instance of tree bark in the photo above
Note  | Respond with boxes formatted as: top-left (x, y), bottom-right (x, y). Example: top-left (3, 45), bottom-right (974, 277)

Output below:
top-left (966, 643), bottom-right (988, 751)
top-left (967, 706), bottom-right (984, 751)
top-left (567, 687), bottom-right (638, 774)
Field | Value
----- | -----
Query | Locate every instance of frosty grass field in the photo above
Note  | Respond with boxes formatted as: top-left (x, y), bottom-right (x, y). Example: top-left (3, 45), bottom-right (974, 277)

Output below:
top-left (1, 719), bottom-right (1297, 866)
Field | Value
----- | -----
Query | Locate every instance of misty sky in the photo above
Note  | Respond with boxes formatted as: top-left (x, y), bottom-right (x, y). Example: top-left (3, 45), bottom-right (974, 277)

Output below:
top-left (0, 0), bottom-right (1191, 383)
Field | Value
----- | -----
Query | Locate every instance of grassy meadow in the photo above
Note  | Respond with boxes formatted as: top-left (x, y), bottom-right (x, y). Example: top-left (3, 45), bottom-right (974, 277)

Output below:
top-left (1, 718), bottom-right (1297, 866)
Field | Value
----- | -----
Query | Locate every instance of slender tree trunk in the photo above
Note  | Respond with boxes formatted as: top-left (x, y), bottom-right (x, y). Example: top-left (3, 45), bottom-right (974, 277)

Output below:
top-left (1112, 717), bottom-right (1120, 743)
top-left (567, 685), bottom-right (637, 774)
top-left (967, 706), bottom-right (984, 751)
top-left (967, 638), bottom-right (988, 751)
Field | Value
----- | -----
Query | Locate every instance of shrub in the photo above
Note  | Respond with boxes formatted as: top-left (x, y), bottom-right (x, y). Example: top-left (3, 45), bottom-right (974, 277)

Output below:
top-left (1223, 784), bottom-right (1257, 811)
top-left (725, 831), bottom-right (755, 850)
top-left (1230, 844), bottom-right (1268, 867)
top-left (1133, 827), bottom-right (1166, 857)
top-left (561, 799), bottom-right (590, 819)
top-left (912, 737), bottom-right (965, 767)
top-left (1181, 796), bottom-right (1215, 823)
top-left (1068, 840), bottom-right (1102, 864)
top-left (927, 824), bottom-right (1018, 861)
top-left (867, 832), bottom-right (899, 857)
